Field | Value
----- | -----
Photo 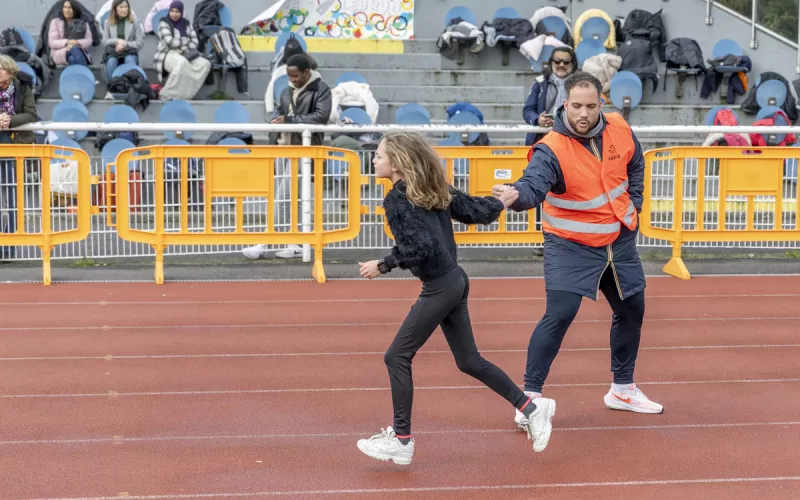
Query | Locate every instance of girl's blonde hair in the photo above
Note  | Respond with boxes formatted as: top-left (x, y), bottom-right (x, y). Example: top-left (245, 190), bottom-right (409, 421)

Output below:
top-left (382, 131), bottom-right (452, 211)
top-left (0, 55), bottom-right (19, 78)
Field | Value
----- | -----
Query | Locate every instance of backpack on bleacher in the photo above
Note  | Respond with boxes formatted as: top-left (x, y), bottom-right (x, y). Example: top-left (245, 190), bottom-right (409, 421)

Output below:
top-left (0, 28), bottom-right (24, 48)
top-left (210, 27), bottom-right (246, 68)
top-left (621, 9), bottom-right (667, 62)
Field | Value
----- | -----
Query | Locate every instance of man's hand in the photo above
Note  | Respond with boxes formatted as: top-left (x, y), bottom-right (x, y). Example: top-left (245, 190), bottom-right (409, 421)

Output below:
top-left (271, 116), bottom-right (286, 124)
top-left (492, 184), bottom-right (510, 197)
top-left (497, 186), bottom-right (519, 208)
top-left (359, 260), bottom-right (381, 279)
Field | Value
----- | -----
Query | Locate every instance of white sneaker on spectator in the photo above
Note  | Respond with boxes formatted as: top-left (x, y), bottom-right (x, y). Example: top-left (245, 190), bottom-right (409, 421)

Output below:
top-left (276, 245), bottom-right (302, 259)
top-left (357, 427), bottom-right (414, 465)
top-left (514, 391), bottom-right (541, 429)
top-left (604, 384), bottom-right (664, 414)
top-left (242, 244), bottom-right (268, 260)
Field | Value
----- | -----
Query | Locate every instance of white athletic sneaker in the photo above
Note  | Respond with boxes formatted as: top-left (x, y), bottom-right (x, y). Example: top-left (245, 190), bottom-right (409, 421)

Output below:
top-left (514, 391), bottom-right (541, 429)
top-left (357, 427), bottom-right (414, 465)
top-left (276, 245), bottom-right (302, 259)
top-left (242, 244), bottom-right (267, 260)
top-left (525, 397), bottom-right (556, 452)
top-left (604, 384), bottom-right (664, 414)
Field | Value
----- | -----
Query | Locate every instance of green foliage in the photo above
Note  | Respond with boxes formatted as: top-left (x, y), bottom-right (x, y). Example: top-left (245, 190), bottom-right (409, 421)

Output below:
top-left (718, 0), bottom-right (799, 41)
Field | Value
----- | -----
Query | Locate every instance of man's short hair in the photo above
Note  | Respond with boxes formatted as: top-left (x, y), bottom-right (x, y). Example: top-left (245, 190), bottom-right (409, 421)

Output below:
top-left (286, 54), bottom-right (311, 72)
top-left (564, 72), bottom-right (603, 99)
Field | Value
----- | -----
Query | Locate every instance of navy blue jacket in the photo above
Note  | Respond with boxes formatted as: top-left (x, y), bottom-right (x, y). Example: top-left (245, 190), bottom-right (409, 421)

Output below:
top-left (523, 77), bottom-right (550, 146)
top-left (510, 108), bottom-right (647, 300)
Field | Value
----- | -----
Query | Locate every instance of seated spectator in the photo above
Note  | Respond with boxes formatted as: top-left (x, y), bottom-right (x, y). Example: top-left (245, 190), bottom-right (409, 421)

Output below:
top-left (0, 55), bottom-right (38, 260)
top-left (523, 47), bottom-right (577, 145)
top-left (48, 0), bottom-right (93, 67)
top-left (103, 0), bottom-right (144, 82)
top-left (154, 1), bottom-right (210, 101)
top-left (244, 54), bottom-right (332, 260)
top-left (264, 34), bottom-right (316, 119)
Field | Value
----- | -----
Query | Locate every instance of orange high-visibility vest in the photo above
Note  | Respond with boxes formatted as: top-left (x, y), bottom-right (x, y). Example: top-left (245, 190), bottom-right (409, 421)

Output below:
top-left (536, 112), bottom-right (637, 247)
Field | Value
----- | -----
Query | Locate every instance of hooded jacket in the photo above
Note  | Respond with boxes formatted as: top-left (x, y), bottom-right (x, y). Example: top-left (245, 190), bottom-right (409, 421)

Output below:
top-left (509, 107), bottom-right (646, 300)
top-left (274, 70), bottom-right (332, 146)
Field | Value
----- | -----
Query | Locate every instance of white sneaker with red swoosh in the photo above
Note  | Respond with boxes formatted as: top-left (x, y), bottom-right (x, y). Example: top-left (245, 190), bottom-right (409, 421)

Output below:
top-left (604, 384), bottom-right (664, 414)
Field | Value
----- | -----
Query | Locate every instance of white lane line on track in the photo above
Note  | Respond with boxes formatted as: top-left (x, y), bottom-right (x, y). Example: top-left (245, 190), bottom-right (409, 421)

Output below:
top-left (3, 378), bottom-right (800, 399)
top-left (2, 316), bottom-right (800, 332)
top-left (2, 344), bottom-right (798, 361)
top-left (20, 476), bottom-right (800, 499)
top-left (2, 421), bottom-right (799, 446)
top-left (2, 292), bottom-right (800, 306)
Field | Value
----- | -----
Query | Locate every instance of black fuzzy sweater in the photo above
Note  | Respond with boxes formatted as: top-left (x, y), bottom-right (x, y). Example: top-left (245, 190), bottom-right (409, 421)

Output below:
top-left (382, 180), bottom-right (505, 281)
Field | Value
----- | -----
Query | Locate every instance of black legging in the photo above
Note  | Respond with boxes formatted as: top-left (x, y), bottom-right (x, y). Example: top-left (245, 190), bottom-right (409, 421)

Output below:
top-left (384, 266), bottom-right (530, 437)
top-left (524, 267), bottom-right (646, 393)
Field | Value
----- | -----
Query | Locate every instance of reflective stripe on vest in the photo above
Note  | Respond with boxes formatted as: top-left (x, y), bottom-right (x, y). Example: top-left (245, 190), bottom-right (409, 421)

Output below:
top-left (623, 200), bottom-right (635, 226)
top-left (542, 212), bottom-right (621, 234)
top-left (545, 179), bottom-right (629, 211)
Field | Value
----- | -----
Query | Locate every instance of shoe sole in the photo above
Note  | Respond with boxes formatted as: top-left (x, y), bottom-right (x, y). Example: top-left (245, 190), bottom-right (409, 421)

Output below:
top-left (356, 441), bottom-right (412, 465)
top-left (604, 395), bottom-right (664, 414)
top-left (528, 399), bottom-right (556, 452)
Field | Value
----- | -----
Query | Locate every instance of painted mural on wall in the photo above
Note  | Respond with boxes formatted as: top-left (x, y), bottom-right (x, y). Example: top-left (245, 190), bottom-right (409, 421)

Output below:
top-left (242, 0), bottom-right (415, 39)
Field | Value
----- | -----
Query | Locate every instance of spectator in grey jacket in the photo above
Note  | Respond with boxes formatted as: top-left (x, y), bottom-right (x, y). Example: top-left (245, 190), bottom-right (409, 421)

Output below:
top-left (103, 0), bottom-right (144, 82)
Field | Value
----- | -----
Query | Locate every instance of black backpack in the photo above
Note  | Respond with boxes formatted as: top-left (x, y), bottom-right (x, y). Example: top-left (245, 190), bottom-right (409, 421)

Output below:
top-left (94, 131), bottom-right (140, 151)
top-left (621, 9), bottom-right (667, 62)
top-left (0, 28), bottom-right (24, 49)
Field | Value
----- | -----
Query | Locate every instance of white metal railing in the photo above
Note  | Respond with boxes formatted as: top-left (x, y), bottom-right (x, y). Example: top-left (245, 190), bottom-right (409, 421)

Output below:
top-left (4, 123), bottom-right (799, 265)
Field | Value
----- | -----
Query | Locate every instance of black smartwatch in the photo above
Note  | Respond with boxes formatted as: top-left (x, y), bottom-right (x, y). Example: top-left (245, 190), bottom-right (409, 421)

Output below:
top-left (377, 258), bottom-right (390, 274)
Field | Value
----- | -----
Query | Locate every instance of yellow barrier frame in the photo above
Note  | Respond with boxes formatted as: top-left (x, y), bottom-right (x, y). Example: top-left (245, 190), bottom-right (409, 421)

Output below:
top-left (0, 145), bottom-right (92, 285)
top-left (370, 146), bottom-right (544, 244)
top-left (642, 146), bottom-right (800, 279)
top-left (115, 145), bottom-right (362, 284)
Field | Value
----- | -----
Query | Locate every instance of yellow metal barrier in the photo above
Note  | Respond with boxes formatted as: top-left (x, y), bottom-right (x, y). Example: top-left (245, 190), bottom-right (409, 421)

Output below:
top-left (642, 147), bottom-right (800, 279)
top-left (0, 145), bottom-right (91, 285)
top-left (371, 146), bottom-right (544, 244)
top-left (114, 145), bottom-right (362, 284)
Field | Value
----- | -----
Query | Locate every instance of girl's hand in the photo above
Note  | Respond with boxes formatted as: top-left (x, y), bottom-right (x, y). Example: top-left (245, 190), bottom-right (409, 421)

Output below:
top-left (497, 186), bottom-right (519, 208)
top-left (359, 260), bottom-right (381, 279)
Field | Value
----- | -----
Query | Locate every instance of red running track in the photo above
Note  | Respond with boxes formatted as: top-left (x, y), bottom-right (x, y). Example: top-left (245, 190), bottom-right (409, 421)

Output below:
top-left (0, 275), bottom-right (799, 499)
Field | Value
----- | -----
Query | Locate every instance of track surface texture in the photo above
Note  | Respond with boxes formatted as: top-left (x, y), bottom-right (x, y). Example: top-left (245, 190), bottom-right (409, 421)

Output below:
top-left (1, 275), bottom-right (799, 499)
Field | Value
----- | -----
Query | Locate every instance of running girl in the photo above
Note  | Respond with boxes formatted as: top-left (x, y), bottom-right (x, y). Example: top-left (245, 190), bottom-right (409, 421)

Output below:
top-left (356, 131), bottom-right (556, 465)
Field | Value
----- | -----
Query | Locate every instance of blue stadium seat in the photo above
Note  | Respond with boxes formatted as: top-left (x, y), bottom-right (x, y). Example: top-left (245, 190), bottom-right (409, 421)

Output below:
top-left (51, 137), bottom-right (82, 150)
top-left (756, 80), bottom-right (787, 109)
top-left (539, 16), bottom-right (568, 40)
top-left (218, 137), bottom-right (247, 146)
top-left (439, 137), bottom-right (464, 147)
top-left (104, 104), bottom-right (139, 124)
top-left (52, 100), bottom-right (89, 141)
top-left (576, 38), bottom-right (606, 67)
top-left (59, 65), bottom-right (95, 104)
top-left (712, 38), bottom-right (743, 59)
top-left (531, 45), bottom-right (555, 72)
top-left (336, 72), bottom-right (368, 85)
top-left (275, 32), bottom-right (307, 54)
top-left (756, 105), bottom-right (783, 121)
top-left (214, 101), bottom-right (250, 123)
top-left (580, 17), bottom-right (610, 43)
top-left (101, 138), bottom-right (136, 174)
top-left (160, 100), bottom-right (197, 140)
top-left (444, 6), bottom-right (477, 26)
top-left (448, 110), bottom-right (481, 144)
top-left (704, 105), bottom-right (738, 126)
top-left (493, 7), bottom-right (521, 20)
top-left (340, 107), bottom-right (372, 125)
top-left (396, 103), bottom-right (431, 122)
top-left (16, 62), bottom-right (37, 86)
top-left (111, 63), bottom-right (146, 80)
top-left (15, 27), bottom-right (36, 53)
top-left (396, 110), bottom-right (431, 125)
top-left (220, 5), bottom-right (233, 27)
top-left (610, 71), bottom-right (643, 118)
top-left (152, 9), bottom-right (169, 30)
top-left (273, 74), bottom-right (289, 104)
